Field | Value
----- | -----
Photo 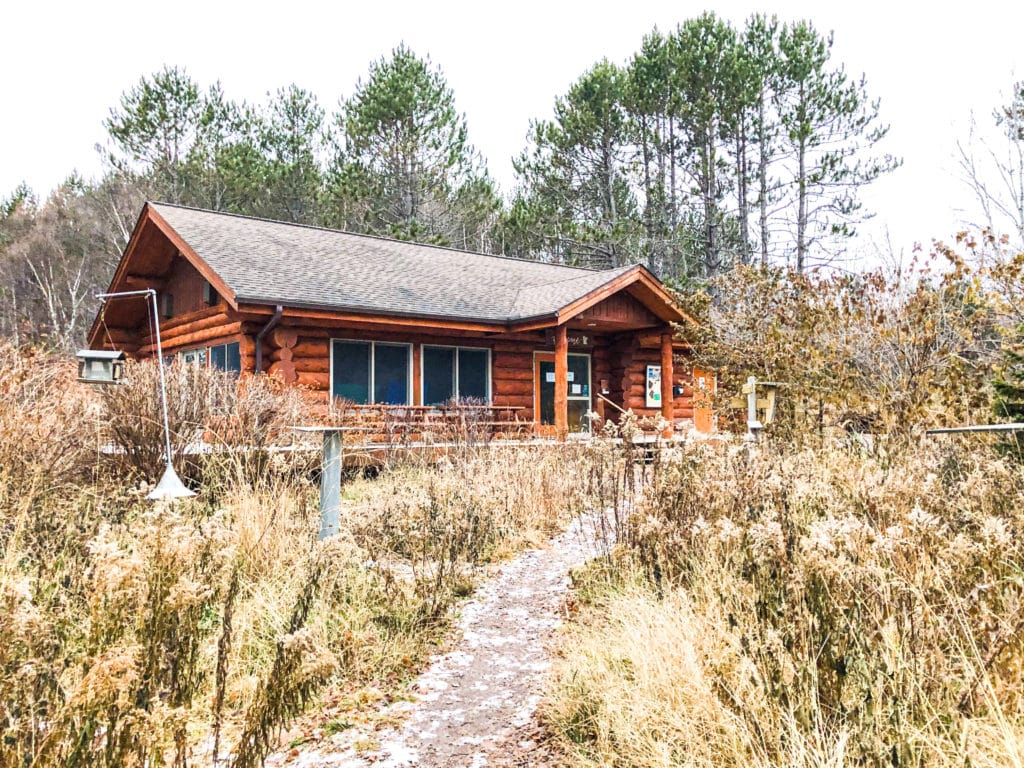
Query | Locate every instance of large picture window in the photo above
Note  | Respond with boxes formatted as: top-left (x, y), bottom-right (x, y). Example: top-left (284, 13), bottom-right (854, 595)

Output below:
top-left (331, 339), bottom-right (411, 405)
top-left (422, 345), bottom-right (490, 405)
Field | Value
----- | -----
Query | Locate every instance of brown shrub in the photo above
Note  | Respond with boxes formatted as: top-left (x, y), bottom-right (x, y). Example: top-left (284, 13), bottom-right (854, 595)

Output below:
top-left (547, 437), bottom-right (1024, 767)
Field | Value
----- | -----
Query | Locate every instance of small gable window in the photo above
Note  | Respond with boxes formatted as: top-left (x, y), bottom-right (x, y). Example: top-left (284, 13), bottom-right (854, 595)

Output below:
top-left (202, 281), bottom-right (218, 306)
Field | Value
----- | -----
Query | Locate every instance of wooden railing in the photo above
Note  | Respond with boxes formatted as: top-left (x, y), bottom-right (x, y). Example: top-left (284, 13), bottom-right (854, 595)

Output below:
top-left (332, 403), bottom-right (534, 445)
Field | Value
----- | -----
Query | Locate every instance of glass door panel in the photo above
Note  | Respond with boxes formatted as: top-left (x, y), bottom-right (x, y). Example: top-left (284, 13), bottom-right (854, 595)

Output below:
top-left (535, 353), bottom-right (591, 433)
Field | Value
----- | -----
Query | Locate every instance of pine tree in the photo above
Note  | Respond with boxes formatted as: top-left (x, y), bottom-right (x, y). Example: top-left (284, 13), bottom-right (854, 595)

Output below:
top-left (775, 21), bottom-right (900, 271)
top-left (259, 85), bottom-right (325, 224)
top-left (505, 60), bottom-right (639, 268)
top-left (327, 44), bottom-right (498, 248)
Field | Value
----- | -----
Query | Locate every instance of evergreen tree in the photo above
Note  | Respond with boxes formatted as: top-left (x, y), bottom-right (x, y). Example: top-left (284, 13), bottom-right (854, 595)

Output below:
top-left (775, 21), bottom-right (900, 271)
top-left (106, 66), bottom-right (208, 203)
top-left (510, 15), bottom-right (898, 277)
top-left (505, 60), bottom-right (639, 267)
top-left (105, 66), bottom-right (259, 211)
top-left (327, 44), bottom-right (498, 248)
top-left (259, 85), bottom-right (325, 223)
top-left (671, 14), bottom-right (745, 276)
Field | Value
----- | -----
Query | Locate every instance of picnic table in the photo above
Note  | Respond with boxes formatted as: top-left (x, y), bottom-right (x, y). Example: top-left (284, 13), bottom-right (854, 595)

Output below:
top-left (333, 403), bottom-right (532, 443)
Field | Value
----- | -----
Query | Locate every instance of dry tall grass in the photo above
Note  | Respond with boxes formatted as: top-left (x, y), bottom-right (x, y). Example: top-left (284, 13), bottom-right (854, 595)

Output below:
top-left (0, 347), bottom-right (624, 767)
top-left (546, 437), bottom-right (1024, 767)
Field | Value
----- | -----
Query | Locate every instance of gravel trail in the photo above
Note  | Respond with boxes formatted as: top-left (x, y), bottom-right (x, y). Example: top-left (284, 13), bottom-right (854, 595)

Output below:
top-left (276, 512), bottom-right (612, 768)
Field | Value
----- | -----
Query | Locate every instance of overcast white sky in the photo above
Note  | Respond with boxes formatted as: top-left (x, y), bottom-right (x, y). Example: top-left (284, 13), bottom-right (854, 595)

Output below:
top-left (2, 0), bottom-right (1022, 261)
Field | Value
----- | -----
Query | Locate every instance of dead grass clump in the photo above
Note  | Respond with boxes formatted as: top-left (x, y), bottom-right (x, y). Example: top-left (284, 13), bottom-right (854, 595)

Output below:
top-left (546, 438), bottom-right (1024, 767)
top-left (0, 343), bottom-right (100, 506)
top-left (349, 443), bottom-right (625, 621)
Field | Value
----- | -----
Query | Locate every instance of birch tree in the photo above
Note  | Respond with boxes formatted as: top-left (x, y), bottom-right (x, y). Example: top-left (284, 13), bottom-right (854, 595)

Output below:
top-left (958, 80), bottom-right (1024, 247)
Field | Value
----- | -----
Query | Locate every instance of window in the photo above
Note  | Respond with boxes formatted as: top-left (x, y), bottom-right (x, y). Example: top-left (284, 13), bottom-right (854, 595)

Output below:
top-left (422, 345), bottom-right (490, 405)
top-left (161, 293), bottom-right (174, 319)
top-left (210, 342), bottom-right (241, 375)
top-left (177, 341), bottom-right (240, 375)
top-left (202, 281), bottom-right (218, 306)
top-left (180, 347), bottom-right (207, 367)
top-left (331, 339), bottom-right (410, 405)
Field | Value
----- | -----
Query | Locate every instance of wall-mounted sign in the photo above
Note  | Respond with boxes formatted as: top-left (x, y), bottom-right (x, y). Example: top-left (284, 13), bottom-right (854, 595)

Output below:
top-left (545, 331), bottom-right (592, 348)
top-left (646, 365), bottom-right (662, 408)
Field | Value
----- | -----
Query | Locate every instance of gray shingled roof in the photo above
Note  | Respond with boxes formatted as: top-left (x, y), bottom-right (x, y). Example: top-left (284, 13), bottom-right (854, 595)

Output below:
top-left (151, 203), bottom-right (637, 324)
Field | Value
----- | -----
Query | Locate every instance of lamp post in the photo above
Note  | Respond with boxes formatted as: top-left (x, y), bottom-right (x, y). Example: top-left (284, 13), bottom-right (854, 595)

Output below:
top-left (95, 288), bottom-right (196, 500)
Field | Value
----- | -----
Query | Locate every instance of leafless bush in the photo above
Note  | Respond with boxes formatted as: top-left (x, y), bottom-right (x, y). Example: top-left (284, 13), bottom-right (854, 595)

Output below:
top-left (0, 343), bottom-right (100, 496)
top-left (100, 358), bottom-right (227, 479)
top-left (100, 361), bottom-right (309, 483)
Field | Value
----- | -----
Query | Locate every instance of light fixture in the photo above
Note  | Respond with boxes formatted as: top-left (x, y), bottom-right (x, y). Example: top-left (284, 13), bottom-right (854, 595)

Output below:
top-left (96, 288), bottom-right (196, 501)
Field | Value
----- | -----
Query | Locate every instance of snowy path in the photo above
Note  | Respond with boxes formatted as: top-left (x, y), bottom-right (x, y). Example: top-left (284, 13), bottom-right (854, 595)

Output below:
top-left (276, 512), bottom-right (613, 768)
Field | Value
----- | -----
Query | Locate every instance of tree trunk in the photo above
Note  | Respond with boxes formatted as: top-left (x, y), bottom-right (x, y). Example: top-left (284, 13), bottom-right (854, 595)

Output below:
top-left (758, 95), bottom-right (770, 266)
top-left (639, 115), bottom-right (657, 273)
top-left (735, 115), bottom-right (750, 264)
top-left (796, 83), bottom-right (808, 273)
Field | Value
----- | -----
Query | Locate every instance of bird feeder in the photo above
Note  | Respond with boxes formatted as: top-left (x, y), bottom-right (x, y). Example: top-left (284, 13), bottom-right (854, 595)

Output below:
top-left (76, 349), bottom-right (126, 384)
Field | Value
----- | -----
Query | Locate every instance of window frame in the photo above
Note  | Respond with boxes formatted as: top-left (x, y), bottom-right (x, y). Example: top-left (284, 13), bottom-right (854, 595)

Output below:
top-left (209, 341), bottom-right (241, 375)
top-left (329, 338), bottom-right (413, 406)
top-left (420, 344), bottom-right (492, 405)
top-left (177, 340), bottom-right (241, 375)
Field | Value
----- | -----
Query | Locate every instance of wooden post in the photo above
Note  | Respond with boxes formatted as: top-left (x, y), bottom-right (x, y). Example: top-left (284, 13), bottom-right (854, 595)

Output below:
top-left (412, 343), bottom-right (422, 406)
top-left (554, 324), bottom-right (568, 440)
top-left (661, 329), bottom-right (674, 438)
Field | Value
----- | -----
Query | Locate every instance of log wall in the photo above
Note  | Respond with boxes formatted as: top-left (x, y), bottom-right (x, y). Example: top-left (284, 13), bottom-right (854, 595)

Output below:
top-left (130, 313), bottom-right (698, 430)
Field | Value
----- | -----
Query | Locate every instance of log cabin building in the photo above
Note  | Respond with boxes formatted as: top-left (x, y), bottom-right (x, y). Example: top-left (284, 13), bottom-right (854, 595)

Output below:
top-left (88, 203), bottom-right (709, 437)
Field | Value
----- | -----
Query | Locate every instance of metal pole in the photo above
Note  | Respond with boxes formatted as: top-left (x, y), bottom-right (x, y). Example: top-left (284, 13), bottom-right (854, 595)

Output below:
top-left (319, 430), bottom-right (343, 539)
top-left (97, 288), bottom-right (194, 499)
top-left (149, 289), bottom-right (174, 466)
top-left (746, 375), bottom-right (757, 432)
top-left (926, 423), bottom-right (1024, 435)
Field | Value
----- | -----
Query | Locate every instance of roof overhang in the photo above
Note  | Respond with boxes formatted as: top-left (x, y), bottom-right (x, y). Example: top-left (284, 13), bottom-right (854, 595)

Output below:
top-left (508, 265), bottom-right (695, 332)
top-left (89, 203), bottom-right (696, 348)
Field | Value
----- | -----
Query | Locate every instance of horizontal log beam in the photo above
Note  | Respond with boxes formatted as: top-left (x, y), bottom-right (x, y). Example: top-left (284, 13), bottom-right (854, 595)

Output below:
top-left (297, 371), bottom-right (329, 390)
top-left (292, 357), bottom-right (330, 373)
top-left (139, 322), bottom-right (242, 355)
top-left (141, 312), bottom-right (232, 345)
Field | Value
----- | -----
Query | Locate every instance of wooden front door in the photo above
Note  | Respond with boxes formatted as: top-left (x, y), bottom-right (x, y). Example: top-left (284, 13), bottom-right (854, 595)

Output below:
top-left (534, 352), bottom-right (592, 436)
